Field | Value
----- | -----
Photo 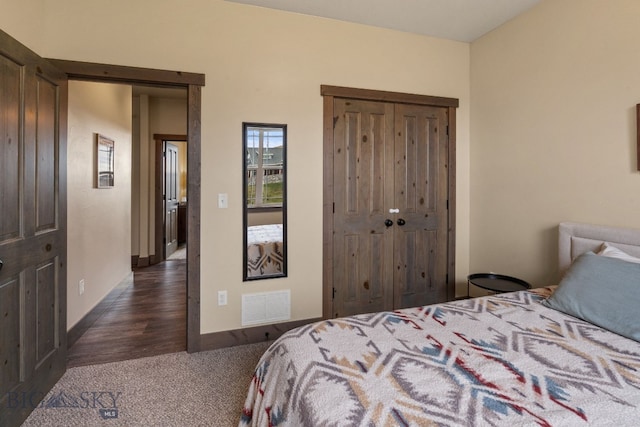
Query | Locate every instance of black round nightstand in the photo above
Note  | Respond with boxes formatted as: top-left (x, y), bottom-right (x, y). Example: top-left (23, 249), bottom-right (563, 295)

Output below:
top-left (467, 273), bottom-right (531, 296)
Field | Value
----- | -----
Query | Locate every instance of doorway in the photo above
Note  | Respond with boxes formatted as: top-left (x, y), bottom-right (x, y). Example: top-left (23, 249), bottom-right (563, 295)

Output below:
top-left (50, 59), bottom-right (204, 354)
top-left (65, 83), bottom-right (190, 366)
top-left (164, 141), bottom-right (181, 259)
top-left (153, 134), bottom-right (189, 263)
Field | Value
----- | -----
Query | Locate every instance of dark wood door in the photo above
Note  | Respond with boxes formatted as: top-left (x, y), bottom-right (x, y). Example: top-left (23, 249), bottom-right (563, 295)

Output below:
top-left (164, 142), bottom-right (179, 258)
top-left (332, 98), bottom-right (449, 317)
top-left (393, 103), bottom-right (449, 309)
top-left (0, 29), bottom-right (68, 426)
top-left (332, 99), bottom-right (396, 317)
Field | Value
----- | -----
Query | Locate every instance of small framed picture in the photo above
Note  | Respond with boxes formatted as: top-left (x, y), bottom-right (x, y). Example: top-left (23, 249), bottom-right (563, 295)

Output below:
top-left (96, 134), bottom-right (115, 188)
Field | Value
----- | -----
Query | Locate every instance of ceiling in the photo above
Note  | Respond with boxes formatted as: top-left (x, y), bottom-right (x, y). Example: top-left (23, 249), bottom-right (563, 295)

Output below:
top-left (225, 0), bottom-right (540, 42)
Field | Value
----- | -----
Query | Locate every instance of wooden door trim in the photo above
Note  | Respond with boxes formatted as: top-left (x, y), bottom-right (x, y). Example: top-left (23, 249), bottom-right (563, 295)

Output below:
top-left (322, 95), bottom-right (336, 319)
top-left (321, 85), bottom-right (459, 108)
top-left (47, 59), bottom-right (205, 86)
top-left (447, 106), bottom-right (457, 300)
top-left (322, 86), bottom-right (458, 319)
top-left (48, 60), bottom-right (204, 353)
top-left (187, 85), bottom-right (202, 351)
top-left (154, 134), bottom-right (187, 265)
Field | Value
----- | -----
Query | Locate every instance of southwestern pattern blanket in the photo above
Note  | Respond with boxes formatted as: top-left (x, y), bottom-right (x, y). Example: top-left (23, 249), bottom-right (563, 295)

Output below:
top-left (240, 288), bottom-right (640, 426)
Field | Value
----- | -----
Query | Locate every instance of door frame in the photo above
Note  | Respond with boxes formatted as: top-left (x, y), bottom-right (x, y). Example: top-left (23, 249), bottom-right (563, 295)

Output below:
top-left (48, 59), bottom-right (204, 353)
top-left (154, 134), bottom-right (188, 263)
top-left (321, 85), bottom-right (458, 319)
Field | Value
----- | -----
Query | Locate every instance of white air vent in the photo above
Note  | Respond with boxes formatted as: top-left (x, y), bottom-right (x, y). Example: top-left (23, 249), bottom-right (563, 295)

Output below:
top-left (242, 290), bottom-right (290, 326)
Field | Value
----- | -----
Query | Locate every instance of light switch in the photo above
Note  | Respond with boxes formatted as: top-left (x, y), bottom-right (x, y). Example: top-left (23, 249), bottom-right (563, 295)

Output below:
top-left (218, 290), bottom-right (228, 306)
top-left (218, 193), bottom-right (228, 208)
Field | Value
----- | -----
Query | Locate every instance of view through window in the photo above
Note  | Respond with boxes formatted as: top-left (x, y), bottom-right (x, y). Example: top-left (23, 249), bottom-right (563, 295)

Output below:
top-left (245, 126), bottom-right (284, 207)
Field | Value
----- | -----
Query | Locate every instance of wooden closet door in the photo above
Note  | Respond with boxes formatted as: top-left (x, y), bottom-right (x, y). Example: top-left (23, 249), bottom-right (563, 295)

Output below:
top-left (332, 98), bottom-right (395, 317)
top-left (323, 85), bottom-right (457, 319)
top-left (393, 103), bottom-right (449, 308)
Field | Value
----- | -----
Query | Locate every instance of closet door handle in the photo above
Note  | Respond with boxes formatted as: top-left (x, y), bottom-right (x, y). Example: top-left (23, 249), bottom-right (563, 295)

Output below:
top-left (397, 218), bottom-right (406, 226)
top-left (384, 219), bottom-right (393, 228)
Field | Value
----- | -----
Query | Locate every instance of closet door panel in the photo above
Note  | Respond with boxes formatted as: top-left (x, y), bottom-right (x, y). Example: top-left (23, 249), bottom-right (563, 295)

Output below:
top-left (332, 99), bottom-right (395, 317)
top-left (393, 104), bottom-right (449, 308)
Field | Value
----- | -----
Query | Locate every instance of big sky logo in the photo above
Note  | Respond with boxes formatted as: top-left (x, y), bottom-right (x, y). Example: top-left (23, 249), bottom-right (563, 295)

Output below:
top-left (5, 390), bottom-right (122, 419)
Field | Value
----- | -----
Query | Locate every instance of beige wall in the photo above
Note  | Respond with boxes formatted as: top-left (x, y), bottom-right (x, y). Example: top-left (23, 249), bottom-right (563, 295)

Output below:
top-left (470, 0), bottom-right (640, 287)
top-left (0, 0), bottom-right (44, 52)
top-left (131, 95), bottom-right (142, 257)
top-left (131, 95), bottom-right (147, 258)
top-left (67, 81), bottom-right (132, 329)
top-left (3, 0), bottom-right (471, 334)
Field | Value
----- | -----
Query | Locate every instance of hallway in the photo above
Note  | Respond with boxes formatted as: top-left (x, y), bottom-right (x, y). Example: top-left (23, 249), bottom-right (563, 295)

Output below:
top-left (67, 260), bottom-right (187, 367)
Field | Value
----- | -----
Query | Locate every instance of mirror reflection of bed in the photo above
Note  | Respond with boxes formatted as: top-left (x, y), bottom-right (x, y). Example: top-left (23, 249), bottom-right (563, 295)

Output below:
top-left (246, 209), bottom-right (284, 278)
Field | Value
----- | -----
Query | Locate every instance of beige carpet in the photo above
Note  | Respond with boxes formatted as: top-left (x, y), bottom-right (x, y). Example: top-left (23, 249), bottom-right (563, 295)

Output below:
top-left (22, 342), bottom-right (271, 427)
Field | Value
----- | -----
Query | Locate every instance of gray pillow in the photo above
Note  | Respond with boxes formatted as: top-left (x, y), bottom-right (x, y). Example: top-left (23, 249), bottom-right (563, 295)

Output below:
top-left (542, 251), bottom-right (640, 342)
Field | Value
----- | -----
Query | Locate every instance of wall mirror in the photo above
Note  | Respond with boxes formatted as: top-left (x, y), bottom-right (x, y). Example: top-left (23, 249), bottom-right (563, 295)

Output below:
top-left (243, 122), bottom-right (287, 280)
top-left (96, 133), bottom-right (115, 188)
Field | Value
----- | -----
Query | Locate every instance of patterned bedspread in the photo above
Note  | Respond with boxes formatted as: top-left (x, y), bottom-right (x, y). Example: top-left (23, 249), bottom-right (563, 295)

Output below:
top-left (240, 288), bottom-right (640, 426)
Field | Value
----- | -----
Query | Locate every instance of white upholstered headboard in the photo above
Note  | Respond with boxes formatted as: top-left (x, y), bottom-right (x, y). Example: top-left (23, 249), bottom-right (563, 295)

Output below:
top-left (558, 222), bottom-right (640, 277)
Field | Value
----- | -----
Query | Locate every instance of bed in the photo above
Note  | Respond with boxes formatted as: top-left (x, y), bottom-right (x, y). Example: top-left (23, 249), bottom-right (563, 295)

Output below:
top-left (246, 224), bottom-right (284, 278)
top-left (240, 222), bottom-right (640, 426)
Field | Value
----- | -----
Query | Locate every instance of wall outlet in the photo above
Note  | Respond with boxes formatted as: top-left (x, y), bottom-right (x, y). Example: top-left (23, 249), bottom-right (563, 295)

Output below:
top-left (79, 279), bottom-right (85, 295)
top-left (218, 290), bottom-right (227, 306)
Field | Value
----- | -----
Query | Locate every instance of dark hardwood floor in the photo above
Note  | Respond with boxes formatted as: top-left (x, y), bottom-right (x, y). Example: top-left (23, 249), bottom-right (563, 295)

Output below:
top-left (67, 259), bottom-right (187, 367)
